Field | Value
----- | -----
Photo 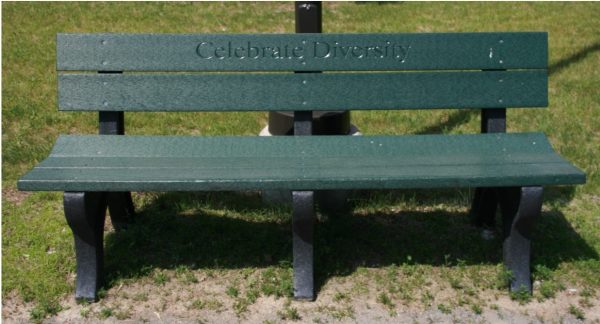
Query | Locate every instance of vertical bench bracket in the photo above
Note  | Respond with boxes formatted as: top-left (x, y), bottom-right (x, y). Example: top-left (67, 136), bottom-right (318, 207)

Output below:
top-left (499, 186), bottom-right (543, 292)
top-left (64, 192), bottom-right (106, 302)
top-left (98, 71), bottom-right (135, 230)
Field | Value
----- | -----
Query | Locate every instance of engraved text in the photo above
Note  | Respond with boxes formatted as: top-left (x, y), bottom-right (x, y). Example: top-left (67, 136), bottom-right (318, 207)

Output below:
top-left (195, 41), bottom-right (410, 61)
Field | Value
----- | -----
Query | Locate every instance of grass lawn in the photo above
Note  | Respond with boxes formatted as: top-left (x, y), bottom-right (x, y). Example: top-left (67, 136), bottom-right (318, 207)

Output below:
top-left (2, 2), bottom-right (600, 322)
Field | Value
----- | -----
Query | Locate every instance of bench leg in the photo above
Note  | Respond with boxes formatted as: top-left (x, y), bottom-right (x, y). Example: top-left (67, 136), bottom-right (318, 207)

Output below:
top-left (498, 186), bottom-right (543, 293)
top-left (107, 192), bottom-right (135, 231)
top-left (292, 191), bottom-right (315, 300)
top-left (64, 192), bottom-right (107, 302)
top-left (470, 187), bottom-right (498, 228)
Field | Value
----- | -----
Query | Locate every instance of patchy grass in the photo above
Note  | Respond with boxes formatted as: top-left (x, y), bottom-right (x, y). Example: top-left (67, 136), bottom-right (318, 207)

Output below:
top-left (97, 307), bottom-right (113, 320)
top-left (510, 288), bottom-right (532, 305)
top-left (2, 1), bottom-right (600, 322)
top-left (277, 299), bottom-right (301, 321)
top-left (152, 270), bottom-right (170, 286)
top-left (569, 304), bottom-right (585, 321)
top-left (437, 303), bottom-right (452, 314)
top-left (189, 298), bottom-right (224, 312)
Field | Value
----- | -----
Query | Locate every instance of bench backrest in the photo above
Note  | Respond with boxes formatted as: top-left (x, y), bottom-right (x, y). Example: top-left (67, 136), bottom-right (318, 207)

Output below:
top-left (57, 33), bottom-right (547, 112)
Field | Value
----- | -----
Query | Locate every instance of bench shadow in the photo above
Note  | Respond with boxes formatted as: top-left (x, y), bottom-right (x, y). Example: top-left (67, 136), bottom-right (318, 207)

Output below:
top-left (315, 189), bottom-right (596, 293)
top-left (548, 41), bottom-right (600, 76)
top-left (414, 109), bottom-right (477, 135)
top-left (103, 190), bottom-right (596, 295)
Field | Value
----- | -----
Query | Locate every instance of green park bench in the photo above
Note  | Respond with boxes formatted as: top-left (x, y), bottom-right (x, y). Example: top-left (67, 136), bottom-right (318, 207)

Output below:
top-left (18, 32), bottom-right (585, 302)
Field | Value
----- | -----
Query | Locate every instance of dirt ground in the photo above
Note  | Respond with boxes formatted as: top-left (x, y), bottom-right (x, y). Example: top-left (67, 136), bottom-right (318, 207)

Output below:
top-left (3, 274), bottom-right (598, 324)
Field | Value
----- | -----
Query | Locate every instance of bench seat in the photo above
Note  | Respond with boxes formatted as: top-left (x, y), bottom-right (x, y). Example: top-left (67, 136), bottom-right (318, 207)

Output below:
top-left (18, 132), bottom-right (585, 192)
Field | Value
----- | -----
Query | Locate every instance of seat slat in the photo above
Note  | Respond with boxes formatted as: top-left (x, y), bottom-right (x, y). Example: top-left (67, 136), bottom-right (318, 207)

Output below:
top-left (35, 154), bottom-right (566, 168)
top-left (40, 133), bottom-right (558, 157)
top-left (18, 163), bottom-right (583, 192)
top-left (57, 33), bottom-right (547, 71)
top-left (17, 133), bottom-right (585, 191)
top-left (59, 71), bottom-right (547, 111)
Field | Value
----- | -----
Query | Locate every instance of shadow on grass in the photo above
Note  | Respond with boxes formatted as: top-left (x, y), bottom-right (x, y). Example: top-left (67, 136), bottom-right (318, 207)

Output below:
top-left (548, 41), bottom-right (600, 76)
top-left (412, 41), bottom-right (600, 145)
top-left (103, 189), bottom-right (596, 294)
top-left (415, 109), bottom-right (477, 135)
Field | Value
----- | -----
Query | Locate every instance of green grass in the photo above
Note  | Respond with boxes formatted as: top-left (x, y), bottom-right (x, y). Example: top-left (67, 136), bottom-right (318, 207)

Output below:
top-left (278, 299), bottom-right (301, 321)
top-left (569, 304), bottom-right (585, 320)
top-left (2, 1), bottom-right (600, 321)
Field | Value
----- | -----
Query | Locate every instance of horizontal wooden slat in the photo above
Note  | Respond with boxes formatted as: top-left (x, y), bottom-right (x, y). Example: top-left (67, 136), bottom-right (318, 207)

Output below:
top-left (32, 154), bottom-right (568, 168)
top-left (57, 33), bottom-right (547, 71)
top-left (58, 71), bottom-right (547, 111)
top-left (31, 133), bottom-right (559, 157)
top-left (18, 133), bottom-right (585, 191)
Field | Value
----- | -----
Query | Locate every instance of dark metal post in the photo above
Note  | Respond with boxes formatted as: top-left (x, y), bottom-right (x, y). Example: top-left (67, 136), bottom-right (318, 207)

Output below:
top-left (481, 109), bottom-right (506, 133)
top-left (64, 192), bottom-right (106, 301)
top-left (471, 107), bottom-right (506, 228)
top-left (98, 71), bottom-right (126, 135)
top-left (498, 186), bottom-right (543, 292)
top-left (295, 1), bottom-right (321, 33)
top-left (291, 5), bottom-right (318, 300)
top-left (267, 2), bottom-right (350, 136)
top-left (99, 111), bottom-right (124, 135)
top-left (294, 111), bottom-right (313, 136)
top-left (292, 190), bottom-right (315, 300)
top-left (298, 2), bottom-right (352, 214)
top-left (471, 76), bottom-right (507, 230)
top-left (98, 71), bottom-right (135, 230)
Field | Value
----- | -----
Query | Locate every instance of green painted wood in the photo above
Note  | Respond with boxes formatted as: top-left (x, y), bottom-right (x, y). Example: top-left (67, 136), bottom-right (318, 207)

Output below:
top-left (17, 133), bottom-right (585, 192)
top-left (57, 33), bottom-right (547, 71)
top-left (58, 71), bottom-right (547, 111)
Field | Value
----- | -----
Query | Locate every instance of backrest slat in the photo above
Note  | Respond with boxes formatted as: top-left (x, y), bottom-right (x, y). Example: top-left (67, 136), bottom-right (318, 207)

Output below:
top-left (57, 33), bottom-right (547, 71)
top-left (57, 32), bottom-right (548, 112)
top-left (59, 71), bottom-right (547, 111)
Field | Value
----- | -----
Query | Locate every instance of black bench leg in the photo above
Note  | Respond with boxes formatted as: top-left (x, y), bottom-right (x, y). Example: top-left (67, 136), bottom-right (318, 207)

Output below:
top-left (470, 187), bottom-right (498, 228)
top-left (498, 186), bottom-right (543, 293)
top-left (292, 191), bottom-right (315, 300)
top-left (64, 192), bottom-right (107, 302)
top-left (107, 192), bottom-right (135, 231)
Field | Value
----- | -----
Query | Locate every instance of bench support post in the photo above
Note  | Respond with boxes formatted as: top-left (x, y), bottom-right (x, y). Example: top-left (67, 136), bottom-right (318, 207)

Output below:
top-left (292, 191), bottom-right (315, 300)
top-left (499, 186), bottom-right (543, 293)
top-left (470, 108), bottom-right (506, 228)
top-left (64, 192), bottom-right (107, 302)
top-left (99, 109), bottom-right (135, 230)
top-left (106, 191), bottom-right (135, 231)
top-left (470, 188), bottom-right (498, 228)
top-left (293, 108), bottom-right (315, 300)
